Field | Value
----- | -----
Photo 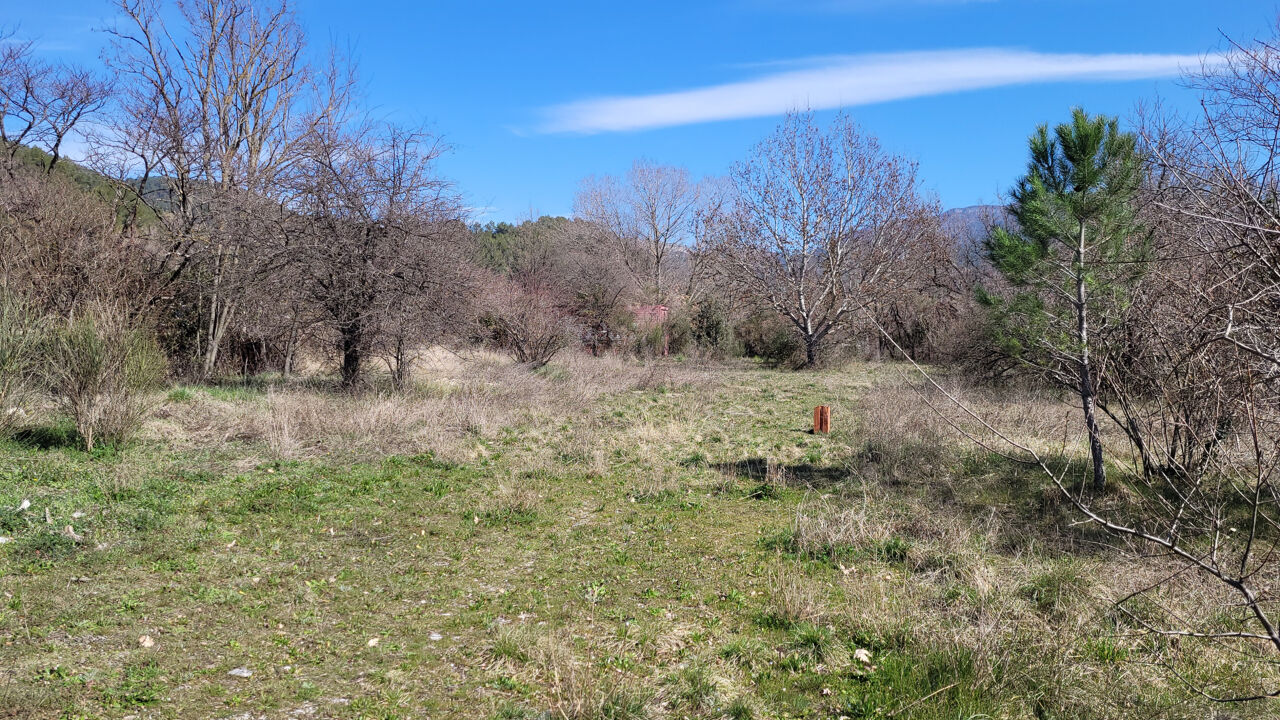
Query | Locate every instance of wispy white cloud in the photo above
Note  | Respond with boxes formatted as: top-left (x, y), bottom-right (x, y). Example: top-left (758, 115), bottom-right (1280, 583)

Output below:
top-left (763, 0), bottom-right (998, 11)
top-left (465, 205), bottom-right (500, 219)
top-left (539, 48), bottom-right (1214, 134)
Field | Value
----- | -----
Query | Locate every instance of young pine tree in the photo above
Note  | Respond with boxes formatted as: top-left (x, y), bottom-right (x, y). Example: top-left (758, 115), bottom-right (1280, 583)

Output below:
top-left (982, 108), bottom-right (1148, 492)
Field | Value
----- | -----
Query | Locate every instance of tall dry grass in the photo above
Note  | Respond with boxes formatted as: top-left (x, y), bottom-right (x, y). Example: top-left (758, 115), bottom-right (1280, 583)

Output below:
top-left (150, 349), bottom-right (706, 465)
top-left (851, 371), bottom-right (1074, 458)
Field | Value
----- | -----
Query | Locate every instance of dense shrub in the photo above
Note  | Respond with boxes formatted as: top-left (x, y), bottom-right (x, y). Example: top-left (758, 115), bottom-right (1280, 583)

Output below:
top-left (0, 290), bottom-right (44, 439)
top-left (486, 284), bottom-right (577, 368)
top-left (736, 312), bottom-right (802, 368)
top-left (690, 301), bottom-right (738, 358)
top-left (635, 312), bottom-right (693, 358)
top-left (44, 304), bottom-right (167, 451)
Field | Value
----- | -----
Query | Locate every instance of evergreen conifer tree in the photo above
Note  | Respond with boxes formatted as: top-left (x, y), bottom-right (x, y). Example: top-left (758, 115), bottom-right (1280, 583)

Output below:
top-left (982, 108), bottom-right (1148, 491)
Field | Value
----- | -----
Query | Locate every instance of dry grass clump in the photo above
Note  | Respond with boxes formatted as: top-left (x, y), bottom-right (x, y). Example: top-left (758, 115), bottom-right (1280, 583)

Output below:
top-left (833, 542), bottom-right (1084, 709)
top-left (630, 363), bottom-right (678, 392)
top-left (487, 625), bottom-right (537, 668)
top-left (529, 633), bottom-right (652, 720)
top-left (91, 460), bottom-right (149, 502)
top-left (555, 428), bottom-right (611, 478)
top-left (769, 464), bottom-right (1151, 713)
top-left (763, 457), bottom-right (792, 489)
top-left (855, 373), bottom-right (1090, 465)
top-left (810, 491), bottom-right (1181, 716)
top-left (628, 473), bottom-right (683, 503)
top-left (714, 455), bottom-right (802, 498)
top-left (763, 567), bottom-right (827, 627)
top-left (787, 494), bottom-right (981, 578)
top-left (847, 383), bottom-right (958, 484)
top-left (790, 501), bottom-right (880, 554)
top-left (555, 351), bottom-right (702, 397)
top-left (152, 349), bottom-right (708, 465)
top-left (487, 626), bottom-right (659, 719)
top-left (661, 661), bottom-right (727, 715)
top-left (243, 390), bottom-right (442, 458)
top-left (476, 483), bottom-right (543, 526)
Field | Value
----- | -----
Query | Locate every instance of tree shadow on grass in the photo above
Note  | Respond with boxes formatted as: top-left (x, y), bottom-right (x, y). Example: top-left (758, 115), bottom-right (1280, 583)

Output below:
top-left (714, 457), bottom-right (852, 490)
top-left (725, 443), bottom-right (1125, 558)
top-left (931, 449), bottom-right (1126, 556)
top-left (9, 421), bottom-right (129, 458)
top-left (10, 422), bottom-right (81, 451)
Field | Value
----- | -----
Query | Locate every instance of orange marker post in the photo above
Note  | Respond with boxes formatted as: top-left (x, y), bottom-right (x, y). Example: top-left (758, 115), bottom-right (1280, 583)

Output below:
top-left (813, 405), bottom-right (831, 434)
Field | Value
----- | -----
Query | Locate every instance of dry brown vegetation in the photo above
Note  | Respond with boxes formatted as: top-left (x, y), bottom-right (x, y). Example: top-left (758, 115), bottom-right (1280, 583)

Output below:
top-left (152, 350), bottom-right (706, 465)
top-left (1, 355), bottom-right (1278, 718)
top-left (6, 1), bottom-right (1280, 716)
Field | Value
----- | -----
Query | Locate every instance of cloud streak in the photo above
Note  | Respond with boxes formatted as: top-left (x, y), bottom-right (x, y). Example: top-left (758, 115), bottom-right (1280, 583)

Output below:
top-left (741, 0), bottom-right (997, 14)
top-left (540, 48), bottom-right (1212, 134)
top-left (771, 0), bottom-right (998, 11)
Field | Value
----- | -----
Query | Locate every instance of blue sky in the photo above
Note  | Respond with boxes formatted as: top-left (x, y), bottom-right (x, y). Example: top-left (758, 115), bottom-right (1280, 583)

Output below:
top-left (8, 1), bottom-right (1277, 220)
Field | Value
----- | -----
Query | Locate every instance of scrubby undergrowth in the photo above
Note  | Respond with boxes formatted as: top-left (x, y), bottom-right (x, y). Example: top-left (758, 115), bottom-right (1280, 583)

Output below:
top-left (0, 355), bottom-right (1270, 719)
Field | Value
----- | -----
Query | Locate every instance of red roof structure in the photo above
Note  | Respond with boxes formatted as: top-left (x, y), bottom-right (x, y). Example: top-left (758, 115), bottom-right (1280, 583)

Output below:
top-left (632, 304), bottom-right (669, 326)
top-left (631, 304), bottom-right (671, 355)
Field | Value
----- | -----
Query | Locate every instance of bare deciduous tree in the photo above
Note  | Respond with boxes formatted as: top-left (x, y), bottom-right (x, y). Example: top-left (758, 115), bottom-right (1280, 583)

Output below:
top-left (486, 280), bottom-right (576, 368)
top-left (281, 123), bottom-right (467, 387)
top-left (0, 29), bottom-right (111, 174)
top-left (574, 160), bottom-right (707, 305)
top-left (472, 216), bottom-right (634, 356)
top-left (98, 0), bottom-right (350, 377)
top-left (714, 111), bottom-right (939, 368)
top-left (0, 169), bottom-right (141, 315)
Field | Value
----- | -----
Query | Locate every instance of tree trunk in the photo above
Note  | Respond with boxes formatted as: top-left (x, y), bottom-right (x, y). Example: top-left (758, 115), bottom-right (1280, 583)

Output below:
top-left (654, 248), bottom-right (667, 306)
top-left (282, 325), bottom-right (298, 378)
top-left (390, 335), bottom-right (410, 391)
top-left (201, 238), bottom-right (236, 380)
top-left (1075, 225), bottom-right (1106, 492)
top-left (803, 335), bottom-right (819, 369)
top-left (340, 322), bottom-right (363, 387)
top-left (1079, 366), bottom-right (1107, 492)
top-left (202, 298), bottom-right (233, 380)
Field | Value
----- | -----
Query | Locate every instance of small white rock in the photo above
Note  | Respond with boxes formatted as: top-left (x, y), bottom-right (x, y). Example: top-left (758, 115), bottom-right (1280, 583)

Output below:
top-left (367, 637), bottom-right (379, 647)
top-left (428, 632), bottom-right (443, 641)
top-left (16, 499), bottom-right (30, 512)
top-left (228, 667), bottom-right (253, 678)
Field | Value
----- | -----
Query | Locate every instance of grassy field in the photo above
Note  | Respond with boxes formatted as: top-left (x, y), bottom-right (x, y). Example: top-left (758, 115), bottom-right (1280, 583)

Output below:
top-left (0, 354), bottom-right (1270, 719)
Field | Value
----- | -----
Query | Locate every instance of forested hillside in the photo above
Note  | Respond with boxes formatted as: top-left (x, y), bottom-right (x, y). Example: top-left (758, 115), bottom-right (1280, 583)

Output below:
top-left (5, 2), bottom-right (1280, 719)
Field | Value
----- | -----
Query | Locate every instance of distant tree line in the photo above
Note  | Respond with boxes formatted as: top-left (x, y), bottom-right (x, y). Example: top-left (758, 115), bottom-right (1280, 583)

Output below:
top-left (471, 118), bottom-right (954, 370)
top-left (946, 32), bottom-right (1280, 702)
top-left (0, 0), bottom-right (963, 393)
top-left (7, 0), bottom-right (1280, 703)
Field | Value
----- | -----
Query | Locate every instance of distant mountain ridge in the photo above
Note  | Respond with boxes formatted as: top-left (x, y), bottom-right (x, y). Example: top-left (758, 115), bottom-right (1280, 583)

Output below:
top-left (8, 145), bottom-right (163, 225)
top-left (17, 146), bottom-right (1012, 244)
top-left (941, 204), bottom-right (1008, 239)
